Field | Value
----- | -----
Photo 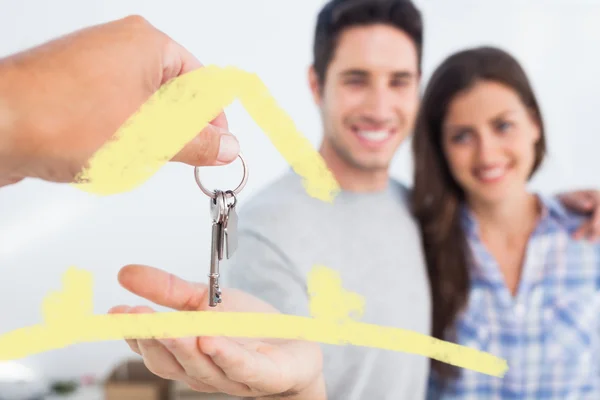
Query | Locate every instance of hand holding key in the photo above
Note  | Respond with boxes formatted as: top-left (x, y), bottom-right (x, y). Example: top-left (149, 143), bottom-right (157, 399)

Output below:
top-left (0, 16), bottom-right (239, 188)
top-left (108, 265), bottom-right (326, 399)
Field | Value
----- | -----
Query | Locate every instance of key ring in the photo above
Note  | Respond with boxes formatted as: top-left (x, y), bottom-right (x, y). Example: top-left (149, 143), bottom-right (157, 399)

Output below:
top-left (194, 153), bottom-right (249, 198)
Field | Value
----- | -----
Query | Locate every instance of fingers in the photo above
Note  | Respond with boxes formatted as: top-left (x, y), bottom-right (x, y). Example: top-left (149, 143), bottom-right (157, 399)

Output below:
top-left (565, 190), bottom-right (600, 241)
top-left (578, 212), bottom-right (600, 241)
top-left (158, 336), bottom-right (251, 395)
top-left (572, 218), bottom-right (600, 241)
top-left (205, 337), bottom-right (322, 396)
top-left (160, 36), bottom-right (204, 84)
top-left (200, 336), bottom-right (267, 388)
top-left (158, 34), bottom-right (234, 166)
top-left (108, 305), bottom-right (141, 354)
top-left (110, 306), bottom-right (220, 392)
top-left (154, 26), bottom-right (235, 167)
top-left (128, 306), bottom-right (188, 381)
top-left (171, 123), bottom-right (239, 167)
top-left (588, 192), bottom-right (600, 241)
top-left (107, 303), bottom-right (253, 396)
top-left (559, 191), bottom-right (594, 213)
top-left (117, 264), bottom-right (208, 311)
top-left (573, 194), bottom-right (594, 211)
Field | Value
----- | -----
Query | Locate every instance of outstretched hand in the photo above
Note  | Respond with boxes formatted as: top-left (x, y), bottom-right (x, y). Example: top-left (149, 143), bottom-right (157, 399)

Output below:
top-left (109, 265), bottom-right (325, 399)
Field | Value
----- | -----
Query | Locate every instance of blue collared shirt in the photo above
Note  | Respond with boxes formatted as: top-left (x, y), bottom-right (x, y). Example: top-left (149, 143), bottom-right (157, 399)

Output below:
top-left (427, 194), bottom-right (600, 399)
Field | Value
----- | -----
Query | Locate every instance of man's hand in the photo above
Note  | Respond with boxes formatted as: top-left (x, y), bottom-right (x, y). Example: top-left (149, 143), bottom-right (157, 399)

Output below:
top-left (557, 189), bottom-right (600, 241)
top-left (109, 265), bottom-right (325, 400)
top-left (0, 15), bottom-right (239, 188)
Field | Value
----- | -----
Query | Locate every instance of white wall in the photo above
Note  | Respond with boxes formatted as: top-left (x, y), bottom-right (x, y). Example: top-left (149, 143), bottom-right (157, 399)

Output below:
top-left (0, 0), bottom-right (598, 382)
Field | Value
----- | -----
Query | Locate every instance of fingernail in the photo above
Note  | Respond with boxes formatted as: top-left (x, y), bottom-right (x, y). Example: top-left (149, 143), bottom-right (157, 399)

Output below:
top-left (217, 134), bottom-right (240, 163)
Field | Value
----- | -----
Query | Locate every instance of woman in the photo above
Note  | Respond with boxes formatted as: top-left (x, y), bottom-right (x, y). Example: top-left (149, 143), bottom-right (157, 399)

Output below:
top-left (411, 46), bottom-right (600, 399)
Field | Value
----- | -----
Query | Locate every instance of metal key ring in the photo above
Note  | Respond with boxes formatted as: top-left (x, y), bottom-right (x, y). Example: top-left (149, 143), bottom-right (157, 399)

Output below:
top-left (194, 153), bottom-right (248, 198)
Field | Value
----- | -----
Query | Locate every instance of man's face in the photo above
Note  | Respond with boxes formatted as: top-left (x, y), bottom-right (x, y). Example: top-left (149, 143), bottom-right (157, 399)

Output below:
top-left (310, 23), bottom-right (420, 173)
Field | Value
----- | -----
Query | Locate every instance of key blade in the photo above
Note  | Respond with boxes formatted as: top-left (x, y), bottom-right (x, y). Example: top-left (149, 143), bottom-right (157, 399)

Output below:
top-left (217, 192), bottom-right (228, 260)
top-left (208, 191), bottom-right (226, 308)
top-left (210, 223), bottom-right (222, 274)
top-left (225, 204), bottom-right (238, 258)
top-left (208, 222), bottom-right (223, 307)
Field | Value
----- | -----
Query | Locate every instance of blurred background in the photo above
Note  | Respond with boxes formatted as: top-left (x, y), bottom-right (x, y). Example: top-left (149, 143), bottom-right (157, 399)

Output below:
top-left (0, 0), bottom-right (598, 398)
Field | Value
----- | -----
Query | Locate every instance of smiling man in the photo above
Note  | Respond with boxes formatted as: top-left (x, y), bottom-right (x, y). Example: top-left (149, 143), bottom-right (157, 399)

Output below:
top-left (223, 1), bottom-right (432, 399)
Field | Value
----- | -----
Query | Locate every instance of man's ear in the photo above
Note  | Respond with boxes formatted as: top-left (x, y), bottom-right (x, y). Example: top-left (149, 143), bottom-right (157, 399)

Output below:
top-left (308, 65), bottom-right (323, 106)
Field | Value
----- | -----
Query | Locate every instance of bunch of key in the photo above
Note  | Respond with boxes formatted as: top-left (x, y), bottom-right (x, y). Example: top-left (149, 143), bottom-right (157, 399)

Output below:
top-left (195, 153), bottom-right (248, 308)
top-left (208, 189), bottom-right (238, 307)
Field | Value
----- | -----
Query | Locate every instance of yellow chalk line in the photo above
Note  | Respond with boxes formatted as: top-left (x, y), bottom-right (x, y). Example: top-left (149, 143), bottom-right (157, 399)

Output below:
top-left (0, 266), bottom-right (508, 377)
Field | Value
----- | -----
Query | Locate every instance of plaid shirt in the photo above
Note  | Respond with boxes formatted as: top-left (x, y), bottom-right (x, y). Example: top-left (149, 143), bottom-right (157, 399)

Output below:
top-left (427, 194), bottom-right (600, 400)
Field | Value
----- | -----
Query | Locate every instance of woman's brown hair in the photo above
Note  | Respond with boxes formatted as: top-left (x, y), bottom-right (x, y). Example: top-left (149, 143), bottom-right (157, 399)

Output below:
top-left (410, 46), bottom-right (547, 383)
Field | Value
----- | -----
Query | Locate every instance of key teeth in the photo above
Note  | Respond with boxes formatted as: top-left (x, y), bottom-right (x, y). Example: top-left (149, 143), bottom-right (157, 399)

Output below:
top-left (213, 291), bottom-right (222, 305)
top-left (212, 284), bottom-right (222, 305)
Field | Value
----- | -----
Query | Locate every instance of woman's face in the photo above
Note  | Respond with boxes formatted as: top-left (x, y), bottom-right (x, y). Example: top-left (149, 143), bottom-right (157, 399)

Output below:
top-left (441, 80), bottom-right (541, 207)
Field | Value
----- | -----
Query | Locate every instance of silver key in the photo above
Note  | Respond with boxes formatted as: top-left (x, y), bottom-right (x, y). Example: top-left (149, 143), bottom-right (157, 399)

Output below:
top-left (223, 190), bottom-right (238, 259)
top-left (208, 190), bottom-right (227, 307)
top-left (207, 190), bottom-right (238, 307)
top-left (194, 154), bottom-right (249, 308)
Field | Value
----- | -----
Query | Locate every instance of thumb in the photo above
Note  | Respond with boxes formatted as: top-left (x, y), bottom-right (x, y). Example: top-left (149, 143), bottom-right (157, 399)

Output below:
top-left (117, 264), bottom-right (208, 311)
top-left (172, 123), bottom-right (240, 166)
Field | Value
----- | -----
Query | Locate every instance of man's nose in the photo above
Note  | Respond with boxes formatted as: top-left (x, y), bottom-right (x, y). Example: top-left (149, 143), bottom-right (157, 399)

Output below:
top-left (363, 85), bottom-right (396, 122)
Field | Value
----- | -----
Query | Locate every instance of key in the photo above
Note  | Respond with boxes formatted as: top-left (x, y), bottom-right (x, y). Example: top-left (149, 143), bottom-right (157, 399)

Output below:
top-left (194, 153), bottom-right (249, 307)
top-left (218, 191), bottom-right (228, 261)
top-left (223, 190), bottom-right (238, 259)
top-left (208, 190), bottom-right (227, 307)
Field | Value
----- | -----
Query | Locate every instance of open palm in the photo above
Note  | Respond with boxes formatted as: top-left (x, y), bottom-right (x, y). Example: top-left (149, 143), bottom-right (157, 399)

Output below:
top-left (109, 264), bottom-right (324, 398)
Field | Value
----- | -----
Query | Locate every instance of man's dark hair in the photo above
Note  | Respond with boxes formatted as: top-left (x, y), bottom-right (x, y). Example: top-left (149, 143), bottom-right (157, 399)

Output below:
top-left (312, 0), bottom-right (423, 87)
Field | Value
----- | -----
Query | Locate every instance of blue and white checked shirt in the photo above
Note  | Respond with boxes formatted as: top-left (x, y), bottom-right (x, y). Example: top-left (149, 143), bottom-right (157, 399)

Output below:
top-left (427, 194), bottom-right (600, 400)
